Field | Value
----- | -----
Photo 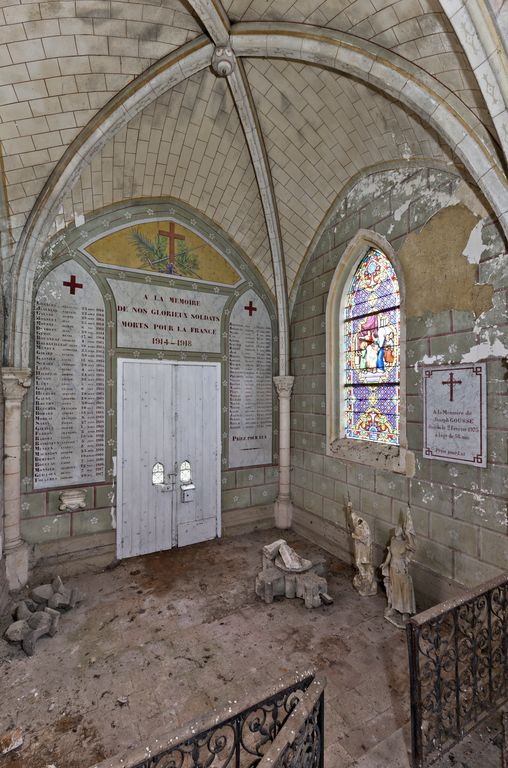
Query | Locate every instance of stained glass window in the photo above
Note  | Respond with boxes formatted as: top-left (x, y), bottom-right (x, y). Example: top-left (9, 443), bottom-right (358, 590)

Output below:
top-left (343, 248), bottom-right (400, 445)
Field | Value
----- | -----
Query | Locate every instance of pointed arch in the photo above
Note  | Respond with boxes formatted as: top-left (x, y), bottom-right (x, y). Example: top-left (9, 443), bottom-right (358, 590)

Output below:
top-left (326, 230), bottom-right (414, 476)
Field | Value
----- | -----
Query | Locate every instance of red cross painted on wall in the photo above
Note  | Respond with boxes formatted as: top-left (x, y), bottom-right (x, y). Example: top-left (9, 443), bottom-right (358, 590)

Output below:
top-left (63, 275), bottom-right (83, 295)
top-left (244, 300), bottom-right (257, 316)
top-left (159, 222), bottom-right (185, 267)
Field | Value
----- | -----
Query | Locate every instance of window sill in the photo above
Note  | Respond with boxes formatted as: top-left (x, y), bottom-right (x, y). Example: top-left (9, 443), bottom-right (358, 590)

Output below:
top-left (327, 437), bottom-right (415, 476)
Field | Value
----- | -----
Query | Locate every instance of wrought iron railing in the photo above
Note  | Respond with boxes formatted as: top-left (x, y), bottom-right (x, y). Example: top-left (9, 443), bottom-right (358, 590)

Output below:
top-left (91, 671), bottom-right (319, 768)
top-left (407, 572), bottom-right (508, 768)
top-left (257, 676), bottom-right (325, 768)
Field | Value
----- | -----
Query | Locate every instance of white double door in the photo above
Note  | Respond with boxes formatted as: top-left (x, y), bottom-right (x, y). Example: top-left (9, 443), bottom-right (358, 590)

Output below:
top-left (116, 359), bottom-right (221, 559)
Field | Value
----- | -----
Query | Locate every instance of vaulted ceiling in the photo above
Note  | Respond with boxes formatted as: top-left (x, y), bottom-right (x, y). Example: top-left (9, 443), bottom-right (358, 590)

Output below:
top-left (2, 0), bottom-right (508, 367)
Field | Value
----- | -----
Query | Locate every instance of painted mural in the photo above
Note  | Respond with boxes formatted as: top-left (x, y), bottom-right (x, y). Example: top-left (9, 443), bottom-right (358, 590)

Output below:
top-left (84, 221), bottom-right (241, 285)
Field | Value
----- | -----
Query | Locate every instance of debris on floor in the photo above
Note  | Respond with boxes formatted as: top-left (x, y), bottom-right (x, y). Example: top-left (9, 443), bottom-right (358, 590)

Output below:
top-left (4, 575), bottom-right (82, 656)
top-left (0, 727), bottom-right (23, 755)
top-left (255, 538), bottom-right (333, 608)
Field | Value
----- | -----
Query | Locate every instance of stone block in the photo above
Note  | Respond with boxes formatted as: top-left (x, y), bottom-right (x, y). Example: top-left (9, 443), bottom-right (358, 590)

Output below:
top-left (487, 430), bottom-right (508, 464)
top-left (72, 508), bottom-right (113, 536)
top-left (323, 498), bottom-right (346, 528)
top-left (454, 552), bottom-right (503, 588)
top-left (480, 465), bottom-right (508, 498)
top-left (430, 512), bottom-right (478, 556)
top-left (479, 253), bottom-right (508, 289)
top-left (21, 514), bottom-right (71, 543)
top-left (221, 471), bottom-right (236, 490)
top-left (21, 492), bottom-right (45, 518)
top-left (347, 463), bottom-right (375, 491)
top-left (251, 484), bottom-right (277, 506)
top-left (303, 336), bottom-right (325, 357)
top-left (312, 353), bottom-right (326, 374)
top-left (406, 312), bottom-right (451, 341)
top-left (430, 332), bottom-right (478, 362)
top-left (323, 455), bottom-right (347, 482)
top-left (313, 473), bottom-right (334, 500)
top-left (292, 467), bottom-right (313, 491)
top-left (451, 310), bottom-right (474, 332)
top-left (361, 489), bottom-right (392, 522)
top-left (407, 422), bottom-right (423, 452)
top-left (236, 467), bottom-right (265, 487)
top-left (302, 451), bottom-right (322, 475)
top-left (304, 413), bottom-right (325, 434)
top-left (480, 528), bottom-right (508, 569)
top-left (375, 470), bottom-right (409, 501)
top-left (334, 481), bottom-right (360, 509)
top-left (410, 478), bottom-right (453, 515)
top-left (221, 488), bottom-right (251, 511)
top-left (303, 296), bottom-right (323, 319)
top-left (290, 449), bottom-right (304, 469)
top-left (487, 397), bottom-right (508, 431)
top-left (415, 536), bottom-right (454, 579)
top-left (303, 489), bottom-right (323, 517)
top-left (95, 484), bottom-right (114, 507)
top-left (454, 489), bottom-right (507, 534)
top-left (406, 338), bottom-right (430, 367)
top-left (430, 461), bottom-right (481, 492)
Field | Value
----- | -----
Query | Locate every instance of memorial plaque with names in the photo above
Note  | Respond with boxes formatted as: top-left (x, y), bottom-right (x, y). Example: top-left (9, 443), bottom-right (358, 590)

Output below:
top-left (34, 260), bottom-right (106, 489)
top-left (109, 279), bottom-right (228, 353)
top-left (423, 363), bottom-right (487, 466)
top-left (228, 290), bottom-right (272, 467)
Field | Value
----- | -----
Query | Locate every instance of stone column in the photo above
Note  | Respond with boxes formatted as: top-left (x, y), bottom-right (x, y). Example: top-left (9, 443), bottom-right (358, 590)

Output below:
top-left (2, 367), bottom-right (31, 590)
top-left (273, 375), bottom-right (294, 529)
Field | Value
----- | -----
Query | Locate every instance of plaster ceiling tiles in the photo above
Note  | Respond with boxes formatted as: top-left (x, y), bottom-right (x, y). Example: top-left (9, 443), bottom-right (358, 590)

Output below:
top-left (223, 0), bottom-right (493, 130)
top-left (245, 57), bottom-right (456, 290)
top-left (58, 68), bottom-right (274, 290)
top-left (0, 0), bottom-right (203, 248)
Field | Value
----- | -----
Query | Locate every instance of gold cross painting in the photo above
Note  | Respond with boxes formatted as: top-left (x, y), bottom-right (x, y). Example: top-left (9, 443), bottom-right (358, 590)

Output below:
top-left (84, 220), bottom-right (241, 286)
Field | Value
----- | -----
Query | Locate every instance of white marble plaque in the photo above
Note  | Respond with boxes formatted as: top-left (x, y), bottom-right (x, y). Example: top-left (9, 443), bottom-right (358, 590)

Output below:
top-left (109, 279), bottom-right (228, 352)
top-left (34, 260), bottom-right (106, 489)
top-left (228, 290), bottom-right (272, 467)
top-left (423, 363), bottom-right (487, 466)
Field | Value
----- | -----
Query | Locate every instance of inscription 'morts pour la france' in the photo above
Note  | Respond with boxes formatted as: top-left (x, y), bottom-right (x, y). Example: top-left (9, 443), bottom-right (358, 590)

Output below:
top-left (423, 363), bottom-right (487, 467)
top-left (34, 260), bottom-right (106, 489)
top-left (228, 290), bottom-right (272, 468)
top-left (108, 279), bottom-right (228, 353)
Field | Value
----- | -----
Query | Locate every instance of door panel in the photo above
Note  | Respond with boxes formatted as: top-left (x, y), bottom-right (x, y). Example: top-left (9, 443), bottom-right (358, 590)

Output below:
top-left (117, 359), bottom-right (220, 559)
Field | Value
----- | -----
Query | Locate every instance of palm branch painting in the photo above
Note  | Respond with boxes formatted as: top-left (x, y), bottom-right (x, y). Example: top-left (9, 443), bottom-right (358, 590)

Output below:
top-left (130, 226), bottom-right (200, 277)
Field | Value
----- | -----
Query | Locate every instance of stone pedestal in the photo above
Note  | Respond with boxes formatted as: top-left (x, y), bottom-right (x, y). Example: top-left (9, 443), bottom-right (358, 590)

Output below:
top-left (2, 367), bottom-right (32, 591)
top-left (273, 376), bottom-right (294, 529)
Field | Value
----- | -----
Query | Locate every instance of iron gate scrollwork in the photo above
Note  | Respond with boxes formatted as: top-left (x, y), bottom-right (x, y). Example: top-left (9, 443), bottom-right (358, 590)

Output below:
top-left (111, 674), bottom-right (315, 768)
top-left (407, 574), bottom-right (508, 767)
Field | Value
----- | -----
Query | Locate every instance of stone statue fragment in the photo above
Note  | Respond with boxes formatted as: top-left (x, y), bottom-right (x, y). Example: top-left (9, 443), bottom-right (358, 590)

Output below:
top-left (381, 506), bottom-right (417, 628)
top-left (350, 509), bottom-right (377, 597)
top-left (256, 540), bottom-right (333, 608)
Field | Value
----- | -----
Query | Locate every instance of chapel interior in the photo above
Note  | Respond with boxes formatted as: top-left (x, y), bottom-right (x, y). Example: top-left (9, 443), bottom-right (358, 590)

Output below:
top-left (0, 0), bottom-right (507, 766)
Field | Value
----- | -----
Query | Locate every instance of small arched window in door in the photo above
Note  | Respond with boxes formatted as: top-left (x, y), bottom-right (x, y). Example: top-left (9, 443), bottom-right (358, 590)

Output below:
top-left (152, 462), bottom-right (164, 485)
top-left (179, 460), bottom-right (192, 484)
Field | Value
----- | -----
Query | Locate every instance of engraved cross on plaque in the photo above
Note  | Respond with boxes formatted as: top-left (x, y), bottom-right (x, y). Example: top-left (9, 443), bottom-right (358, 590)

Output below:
top-left (159, 222), bottom-right (185, 268)
top-left (244, 300), bottom-right (257, 316)
top-left (442, 371), bottom-right (462, 402)
top-left (63, 275), bottom-right (83, 295)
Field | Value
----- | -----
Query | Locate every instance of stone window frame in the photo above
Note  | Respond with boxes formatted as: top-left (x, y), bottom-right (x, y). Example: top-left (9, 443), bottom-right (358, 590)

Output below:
top-left (325, 229), bottom-right (415, 476)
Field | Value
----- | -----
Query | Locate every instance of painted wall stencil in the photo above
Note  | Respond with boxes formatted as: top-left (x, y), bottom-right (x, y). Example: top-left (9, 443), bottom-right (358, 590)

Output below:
top-left (423, 363), bottom-right (487, 466)
top-left (344, 248), bottom-right (400, 446)
top-left (228, 290), bottom-right (273, 467)
top-left (34, 260), bottom-right (106, 489)
top-left (84, 220), bottom-right (241, 285)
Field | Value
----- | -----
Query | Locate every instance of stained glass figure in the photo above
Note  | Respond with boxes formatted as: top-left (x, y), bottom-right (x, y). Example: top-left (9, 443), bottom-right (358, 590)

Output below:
top-left (344, 248), bottom-right (400, 445)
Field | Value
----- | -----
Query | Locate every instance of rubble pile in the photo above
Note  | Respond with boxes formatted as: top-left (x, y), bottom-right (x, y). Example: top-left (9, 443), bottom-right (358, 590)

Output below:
top-left (4, 576), bottom-right (81, 656)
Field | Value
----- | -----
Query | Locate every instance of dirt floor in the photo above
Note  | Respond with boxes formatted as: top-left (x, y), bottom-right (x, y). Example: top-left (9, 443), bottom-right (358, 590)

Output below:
top-left (0, 529), bottom-right (503, 768)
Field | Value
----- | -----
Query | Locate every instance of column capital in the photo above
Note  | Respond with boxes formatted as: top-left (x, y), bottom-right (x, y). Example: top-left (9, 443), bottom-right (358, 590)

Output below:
top-left (273, 375), bottom-right (294, 398)
top-left (2, 367), bottom-right (32, 401)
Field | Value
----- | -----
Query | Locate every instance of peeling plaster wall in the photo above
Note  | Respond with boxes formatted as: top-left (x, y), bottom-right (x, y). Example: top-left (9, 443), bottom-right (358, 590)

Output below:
top-left (290, 166), bottom-right (508, 606)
